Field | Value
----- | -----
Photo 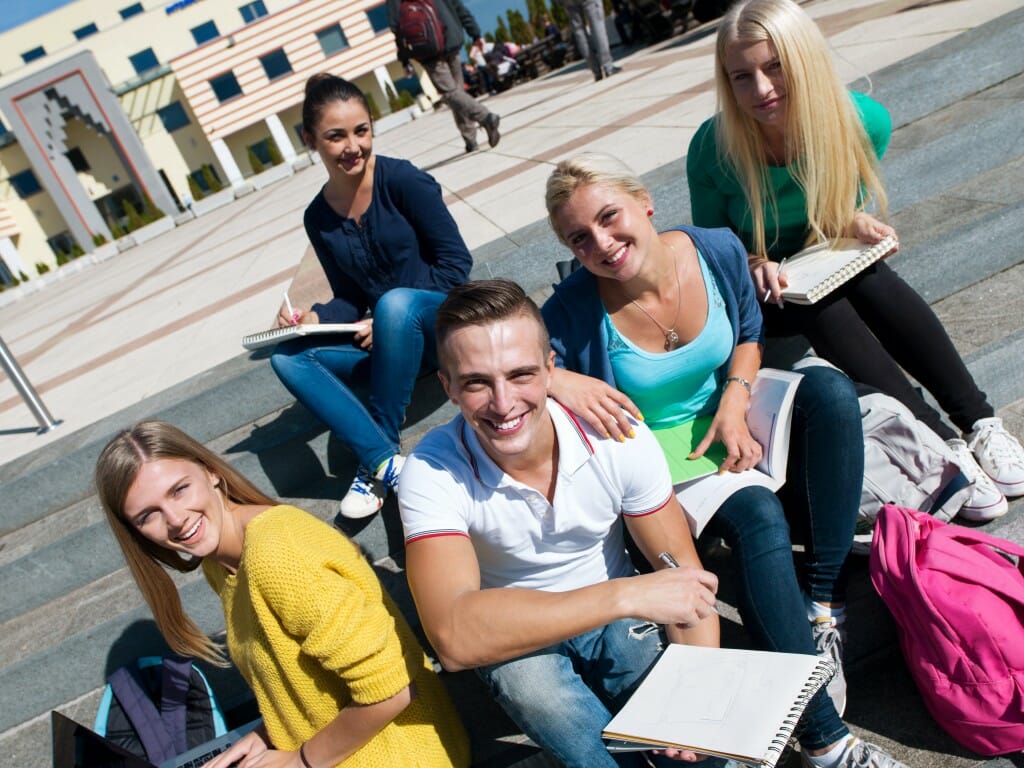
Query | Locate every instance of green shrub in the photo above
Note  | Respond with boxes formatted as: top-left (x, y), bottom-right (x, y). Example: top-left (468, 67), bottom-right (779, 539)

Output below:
top-left (398, 89), bottom-right (416, 108)
top-left (92, 232), bottom-right (108, 246)
top-left (267, 139), bottom-right (284, 166)
top-left (70, 244), bottom-right (85, 258)
top-left (36, 262), bottom-right (50, 275)
top-left (111, 222), bottom-right (126, 239)
top-left (188, 174), bottom-right (205, 201)
top-left (141, 192), bottom-right (165, 223)
top-left (56, 252), bottom-right (68, 266)
top-left (18, 270), bottom-right (29, 282)
top-left (123, 200), bottom-right (146, 232)
top-left (201, 164), bottom-right (223, 193)
top-left (247, 147), bottom-right (265, 174)
top-left (365, 91), bottom-right (382, 121)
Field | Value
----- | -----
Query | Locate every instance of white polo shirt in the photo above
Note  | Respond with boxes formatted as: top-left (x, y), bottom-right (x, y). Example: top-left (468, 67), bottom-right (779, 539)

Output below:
top-left (399, 399), bottom-right (674, 592)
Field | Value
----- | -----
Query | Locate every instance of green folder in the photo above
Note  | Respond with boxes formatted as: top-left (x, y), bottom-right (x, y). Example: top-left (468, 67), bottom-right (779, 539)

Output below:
top-left (652, 414), bottom-right (728, 484)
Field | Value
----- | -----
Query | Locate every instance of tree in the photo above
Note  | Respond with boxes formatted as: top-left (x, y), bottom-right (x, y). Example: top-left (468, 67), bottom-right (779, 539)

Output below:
top-left (550, 0), bottom-right (568, 27)
top-left (141, 192), bottom-right (165, 223)
top-left (507, 9), bottom-right (533, 44)
top-left (495, 16), bottom-right (510, 44)
top-left (123, 199), bottom-right (146, 232)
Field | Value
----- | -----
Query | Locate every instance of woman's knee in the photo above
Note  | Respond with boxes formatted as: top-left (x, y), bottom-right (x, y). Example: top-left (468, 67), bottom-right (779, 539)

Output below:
top-left (373, 287), bottom-right (442, 334)
top-left (796, 366), bottom-right (860, 425)
top-left (712, 488), bottom-right (791, 550)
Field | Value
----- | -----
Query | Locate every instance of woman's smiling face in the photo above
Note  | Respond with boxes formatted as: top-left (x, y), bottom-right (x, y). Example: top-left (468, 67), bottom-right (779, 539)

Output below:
top-left (307, 98), bottom-right (374, 177)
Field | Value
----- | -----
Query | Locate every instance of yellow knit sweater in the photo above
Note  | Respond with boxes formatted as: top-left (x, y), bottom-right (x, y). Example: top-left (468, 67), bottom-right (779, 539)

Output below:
top-left (202, 505), bottom-right (469, 767)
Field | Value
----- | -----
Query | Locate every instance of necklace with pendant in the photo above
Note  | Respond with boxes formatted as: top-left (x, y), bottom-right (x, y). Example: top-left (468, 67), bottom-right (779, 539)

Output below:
top-left (629, 242), bottom-right (682, 351)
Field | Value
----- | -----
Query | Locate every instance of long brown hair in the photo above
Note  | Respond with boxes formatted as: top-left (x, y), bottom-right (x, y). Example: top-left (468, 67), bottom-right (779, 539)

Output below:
top-left (714, 0), bottom-right (888, 258)
top-left (95, 421), bottom-right (275, 664)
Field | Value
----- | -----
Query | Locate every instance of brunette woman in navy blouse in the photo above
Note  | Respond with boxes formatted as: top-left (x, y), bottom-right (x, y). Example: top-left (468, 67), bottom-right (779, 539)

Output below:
top-left (271, 74), bottom-right (472, 520)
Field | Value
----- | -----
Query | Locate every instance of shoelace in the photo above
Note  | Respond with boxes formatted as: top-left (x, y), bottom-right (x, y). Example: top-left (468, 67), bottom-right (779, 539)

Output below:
top-left (350, 467), bottom-right (377, 496)
top-left (848, 740), bottom-right (901, 768)
top-left (970, 424), bottom-right (1024, 468)
top-left (948, 441), bottom-right (987, 484)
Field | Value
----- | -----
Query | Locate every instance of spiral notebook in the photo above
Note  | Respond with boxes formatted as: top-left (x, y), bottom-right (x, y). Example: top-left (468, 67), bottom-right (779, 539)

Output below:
top-left (780, 235), bottom-right (897, 305)
top-left (603, 644), bottom-right (835, 766)
top-left (241, 323), bottom-right (364, 351)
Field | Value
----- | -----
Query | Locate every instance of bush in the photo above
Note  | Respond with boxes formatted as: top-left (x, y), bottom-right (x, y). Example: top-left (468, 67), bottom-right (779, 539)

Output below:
top-left (247, 147), bottom-right (265, 174)
top-left (188, 175), bottom-right (205, 201)
top-left (141, 192), bottom-right (165, 223)
top-left (18, 270), bottom-right (29, 282)
top-left (365, 91), bottom-right (382, 120)
top-left (398, 89), bottom-right (416, 109)
top-left (123, 200), bottom-right (146, 232)
top-left (111, 221), bottom-right (127, 239)
top-left (267, 139), bottom-right (284, 166)
top-left (56, 252), bottom-right (68, 266)
top-left (92, 232), bottom-right (108, 246)
top-left (36, 262), bottom-right (50, 275)
top-left (70, 244), bottom-right (85, 258)
top-left (201, 164), bottom-right (223, 193)
top-left (385, 82), bottom-right (400, 113)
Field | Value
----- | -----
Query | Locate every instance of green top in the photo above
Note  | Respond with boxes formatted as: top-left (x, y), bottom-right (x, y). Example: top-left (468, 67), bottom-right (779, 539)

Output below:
top-left (686, 91), bottom-right (892, 260)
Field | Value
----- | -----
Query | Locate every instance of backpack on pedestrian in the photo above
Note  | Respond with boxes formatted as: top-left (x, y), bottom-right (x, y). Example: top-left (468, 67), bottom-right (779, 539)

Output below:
top-left (93, 655), bottom-right (228, 763)
top-left (870, 504), bottom-right (1024, 755)
top-left (395, 0), bottom-right (447, 61)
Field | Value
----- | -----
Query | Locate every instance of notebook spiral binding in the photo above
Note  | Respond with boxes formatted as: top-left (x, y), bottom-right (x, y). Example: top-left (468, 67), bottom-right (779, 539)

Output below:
top-left (762, 659), bottom-right (837, 765)
top-left (805, 235), bottom-right (897, 303)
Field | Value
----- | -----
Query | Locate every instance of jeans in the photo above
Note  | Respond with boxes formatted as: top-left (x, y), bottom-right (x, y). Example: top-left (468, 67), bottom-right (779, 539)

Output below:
top-left (421, 49), bottom-right (491, 145)
top-left (700, 366), bottom-right (861, 750)
top-left (269, 287), bottom-right (444, 472)
top-left (564, 0), bottom-right (614, 77)
top-left (764, 261), bottom-right (992, 439)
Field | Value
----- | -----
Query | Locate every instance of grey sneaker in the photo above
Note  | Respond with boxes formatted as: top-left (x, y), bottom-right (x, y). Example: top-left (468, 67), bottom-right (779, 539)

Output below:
top-left (482, 113), bottom-right (501, 148)
top-left (946, 438), bottom-right (1008, 521)
top-left (802, 738), bottom-right (909, 768)
top-left (811, 616), bottom-right (847, 716)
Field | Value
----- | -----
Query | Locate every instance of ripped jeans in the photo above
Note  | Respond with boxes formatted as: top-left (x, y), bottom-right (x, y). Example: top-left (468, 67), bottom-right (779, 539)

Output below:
top-left (477, 618), bottom-right (733, 767)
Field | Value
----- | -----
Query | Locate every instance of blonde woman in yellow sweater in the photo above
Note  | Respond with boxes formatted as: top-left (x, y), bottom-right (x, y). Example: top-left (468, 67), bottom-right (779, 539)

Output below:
top-left (95, 420), bottom-right (469, 768)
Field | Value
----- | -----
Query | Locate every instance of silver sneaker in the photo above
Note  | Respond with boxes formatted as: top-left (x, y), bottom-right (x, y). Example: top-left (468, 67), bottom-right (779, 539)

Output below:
top-left (966, 416), bottom-right (1024, 497)
top-left (801, 738), bottom-right (909, 768)
top-left (811, 616), bottom-right (847, 716)
top-left (946, 438), bottom-right (1008, 521)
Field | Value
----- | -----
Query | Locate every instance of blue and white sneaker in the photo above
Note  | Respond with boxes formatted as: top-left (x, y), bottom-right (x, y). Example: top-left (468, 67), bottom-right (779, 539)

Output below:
top-left (337, 465), bottom-right (385, 520)
top-left (375, 453), bottom-right (406, 493)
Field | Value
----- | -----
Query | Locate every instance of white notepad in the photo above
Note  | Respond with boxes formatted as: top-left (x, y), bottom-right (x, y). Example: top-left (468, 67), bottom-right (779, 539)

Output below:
top-left (780, 235), bottom-right (897, 305)
top-left (241, 323), bottom-right (364, 351)
top-left (603, 644), bottom-right (835, 766)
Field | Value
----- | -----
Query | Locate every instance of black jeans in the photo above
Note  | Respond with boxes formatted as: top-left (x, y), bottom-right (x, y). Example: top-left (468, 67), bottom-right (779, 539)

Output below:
top-left (763, 261), bottom-right (992, 440)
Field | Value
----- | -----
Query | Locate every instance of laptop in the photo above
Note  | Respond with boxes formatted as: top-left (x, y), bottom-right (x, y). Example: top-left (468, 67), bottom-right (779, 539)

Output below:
top-left (51, 710), bottom-right (261, 768)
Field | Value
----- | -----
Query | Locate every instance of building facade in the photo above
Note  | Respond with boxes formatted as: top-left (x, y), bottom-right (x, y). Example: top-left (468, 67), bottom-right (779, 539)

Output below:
top-left (0, 0), bottom-right (416, 280)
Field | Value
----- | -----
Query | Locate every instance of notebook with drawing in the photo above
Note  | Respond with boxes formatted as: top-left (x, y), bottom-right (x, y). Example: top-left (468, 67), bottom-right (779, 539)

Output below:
top-left (241, 323), bottom-right (365, 351)
top-left (780, 235), bottom-right (897, 305)
top-left (603, 644), bottom-right (835, 766)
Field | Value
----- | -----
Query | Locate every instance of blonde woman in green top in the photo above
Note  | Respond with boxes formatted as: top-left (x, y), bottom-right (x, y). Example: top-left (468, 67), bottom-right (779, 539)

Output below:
top-left (686, 0), bottom-right (1024, 521)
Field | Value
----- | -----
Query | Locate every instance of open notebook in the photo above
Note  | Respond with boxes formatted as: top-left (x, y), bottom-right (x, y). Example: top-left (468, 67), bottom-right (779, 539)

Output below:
top-left (241, 323), bottom-right (364, 351)
top-left (603, 644), bottom-right (835, 766)
top-left (780, 235), bottom-right (898, 305)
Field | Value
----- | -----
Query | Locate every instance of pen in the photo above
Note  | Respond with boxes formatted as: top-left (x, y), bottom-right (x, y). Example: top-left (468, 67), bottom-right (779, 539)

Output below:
top-left (659, 552), bottom-right (719, 614)
top-left (283, 292), bottom-right (299, 324)
top-left (762, 257), bottom-right (787, 307)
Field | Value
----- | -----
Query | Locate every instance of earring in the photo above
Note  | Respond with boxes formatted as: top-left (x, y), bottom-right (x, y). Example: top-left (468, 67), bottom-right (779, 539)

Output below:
top-left (647, 208), bottom-right (654, 217)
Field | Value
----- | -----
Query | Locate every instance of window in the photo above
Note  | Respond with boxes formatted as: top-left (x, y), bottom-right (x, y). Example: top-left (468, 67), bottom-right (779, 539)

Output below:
top-left (209, 72), bottom-right (243, 102)
top-left (190, 20), bottom-right (219, 45)
top-left (238, 0), bottom-right (267, 24)
top-left (366, 4), bottom-right (389, 33)
top-left (248, 139), bottom-right (273, 166)
top-left (316, 24), bottom-right (349, 56)
top-left (190, 164), bottom-right (221, 193)
top-left (119, 3), bottom-right (144, 19)
top-left (9, 169), bottom-right (43, 198)
top-left (21, 46), bottom-right (46, 64)
top-left (74, 23), bottom-right (99, 40)
top-left (157, 102), bottom-right (191, 132)
top-left (65, 148), bottom-right (90, 172)
top-left (259, 49), bottom-right (292, 80)
top-left (47, 231), bottom-right (77, 257)
top-left (129, 48), bottom-right (160, 75)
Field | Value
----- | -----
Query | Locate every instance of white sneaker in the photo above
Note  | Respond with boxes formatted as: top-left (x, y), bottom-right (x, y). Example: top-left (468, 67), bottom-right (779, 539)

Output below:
top-left (337, 465), bottom-right (385, 520)
top-left (966, 416), bottom-right (1024, 497)
top-left (374, 453), bottom-right (406, 494)
top-left (946, 438), bottom-right (1008, 521)
top-left (802, 738), bottom-right (908, 768)
top-left (811, 616), bottom-right (847, 716)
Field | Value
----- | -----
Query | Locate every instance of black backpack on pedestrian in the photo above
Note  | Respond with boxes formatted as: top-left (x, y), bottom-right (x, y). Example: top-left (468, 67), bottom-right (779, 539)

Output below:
top-left (396, 0), bottom-right (447, 61)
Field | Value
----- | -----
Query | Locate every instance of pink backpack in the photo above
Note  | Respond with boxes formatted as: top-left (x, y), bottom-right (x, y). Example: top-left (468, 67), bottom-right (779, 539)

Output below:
top-left (870, 504), bottom-right (1024, 755)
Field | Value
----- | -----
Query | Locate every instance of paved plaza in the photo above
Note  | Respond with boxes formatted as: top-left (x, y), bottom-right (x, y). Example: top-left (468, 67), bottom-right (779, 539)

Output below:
top-left (1, 0), bottom-right (1024, 765)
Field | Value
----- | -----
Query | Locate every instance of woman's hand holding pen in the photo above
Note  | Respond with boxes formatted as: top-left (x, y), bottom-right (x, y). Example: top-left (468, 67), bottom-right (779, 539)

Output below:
top-left (276, 305), bottom-right (319, 327)
top-left (750, 257), bottom-right (788, 307)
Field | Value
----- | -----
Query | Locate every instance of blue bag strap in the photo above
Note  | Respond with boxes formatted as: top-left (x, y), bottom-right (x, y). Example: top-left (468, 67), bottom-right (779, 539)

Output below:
top-left (159, 656), bottom-right (193, 755)
top-left (108, 663), bottom-right (178, 763)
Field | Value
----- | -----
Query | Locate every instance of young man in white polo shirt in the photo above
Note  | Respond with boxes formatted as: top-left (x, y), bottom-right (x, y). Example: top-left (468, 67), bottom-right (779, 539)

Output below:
top-left (398, 279), bottom-right (722, 768)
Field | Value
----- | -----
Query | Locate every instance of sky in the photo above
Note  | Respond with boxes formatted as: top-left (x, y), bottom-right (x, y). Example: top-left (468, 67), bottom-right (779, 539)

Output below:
top-left (0, 0), bottom-right (534, 36)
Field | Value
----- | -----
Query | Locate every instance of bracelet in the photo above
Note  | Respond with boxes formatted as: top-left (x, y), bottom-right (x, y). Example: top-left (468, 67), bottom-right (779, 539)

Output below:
top-left (723, 376), bottom-right (752, 394)
top-left (299, 742), bottom-right (315, 768)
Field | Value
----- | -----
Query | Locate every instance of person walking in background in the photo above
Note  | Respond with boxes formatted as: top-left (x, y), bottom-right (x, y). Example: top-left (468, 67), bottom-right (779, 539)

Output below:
top-left (557, 0), bottom-right (621, 80)
top-left (388, 0), bottom-right (501, 153)
top-left (270, 74), bottom-right (472, 520)
top-left (95, 421), bottom-right (470, 768)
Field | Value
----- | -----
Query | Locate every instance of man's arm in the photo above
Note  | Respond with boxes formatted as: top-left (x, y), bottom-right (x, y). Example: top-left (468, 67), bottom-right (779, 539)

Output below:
top-left (624, 496), bottom-right (720, 648)
top-left (405, 534), bottom-right (718, 672)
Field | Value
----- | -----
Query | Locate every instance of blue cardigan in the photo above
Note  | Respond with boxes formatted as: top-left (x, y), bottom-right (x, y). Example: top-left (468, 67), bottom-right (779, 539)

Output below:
top-left (305, 155), bottom-right (472, 323)
top-left (541, 225), bottom-right (765, 386)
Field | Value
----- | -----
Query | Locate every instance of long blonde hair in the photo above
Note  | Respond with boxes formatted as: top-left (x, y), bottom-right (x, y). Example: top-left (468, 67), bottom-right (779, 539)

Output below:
top-left (95, 421), bottom-right (276, 665)
top-left (714, 0), bottom-right (888, 258)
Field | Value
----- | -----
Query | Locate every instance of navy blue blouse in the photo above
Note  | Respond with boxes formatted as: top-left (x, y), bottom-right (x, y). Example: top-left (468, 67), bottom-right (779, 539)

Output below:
top-left (305, 155), bottom-right (472, 323)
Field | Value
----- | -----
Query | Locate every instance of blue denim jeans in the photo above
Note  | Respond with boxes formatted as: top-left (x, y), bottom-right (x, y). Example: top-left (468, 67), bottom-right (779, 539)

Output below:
top-left (269, 287), bottom-right (444, 472)
top-left (477, 619), bottom-right (735, 768)
top-left (701, 365), bottom-right (862, 750)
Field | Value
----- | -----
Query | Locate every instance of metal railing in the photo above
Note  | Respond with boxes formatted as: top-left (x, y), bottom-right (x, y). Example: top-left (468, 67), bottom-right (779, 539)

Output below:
top-left (0, 336), bottom-right (62, 433)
